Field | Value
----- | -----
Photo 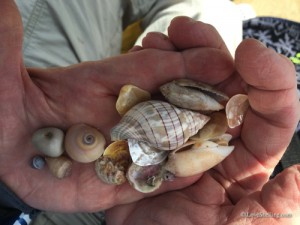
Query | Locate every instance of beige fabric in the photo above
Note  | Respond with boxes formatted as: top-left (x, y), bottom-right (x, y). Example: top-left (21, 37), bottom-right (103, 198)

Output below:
top-left (15, 0), bottom-right (242, 68)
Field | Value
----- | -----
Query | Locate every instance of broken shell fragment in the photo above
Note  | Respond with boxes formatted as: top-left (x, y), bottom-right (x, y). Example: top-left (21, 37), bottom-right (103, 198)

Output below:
top-left (164, 141), bottom-right (234, 177)
top-left (160, 79), bottom-right (229, 112)
top-left (95, 140), bottom-right (131, 185)
top-left (116, 84), bottom-right (151, 116)
top-left (45, 156), bottom-right (72, 179)
top-left (127, 163), bottom-right (164, 193)
top-left (111, 100), bottom-right (210, 150)
top-left (32, 127), bottom-right (64, 157)
top-left (226, 94), bottom-right (249, 128)
top-left (128, 139), bottom-right (169, 166)
top-left (190, 112), bottom-right (228, 142)
top-left (65, 123), bottom-right (106, 163)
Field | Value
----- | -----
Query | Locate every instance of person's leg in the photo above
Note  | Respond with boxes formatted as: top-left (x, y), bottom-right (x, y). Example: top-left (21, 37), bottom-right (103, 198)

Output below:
top-left (15, 0), bottom-right (123, 68)
top-left (31, 211), bottom-right (106, 225)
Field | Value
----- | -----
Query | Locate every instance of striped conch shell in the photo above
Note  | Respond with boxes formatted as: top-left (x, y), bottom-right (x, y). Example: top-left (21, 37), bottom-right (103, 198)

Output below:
top-left (111, 100), bottom-right (210, 151)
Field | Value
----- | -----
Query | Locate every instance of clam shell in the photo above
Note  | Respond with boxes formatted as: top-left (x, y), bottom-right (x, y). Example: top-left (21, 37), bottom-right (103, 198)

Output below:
top-left (128, 139), bottom-right (168, 166)
top-left (111, 100), bottom-right (210, 150)
top-left (160, 79), bottom-right (229, 112)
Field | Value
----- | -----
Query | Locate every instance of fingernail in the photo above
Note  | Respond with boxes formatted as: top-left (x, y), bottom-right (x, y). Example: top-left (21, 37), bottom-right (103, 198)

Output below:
top-left (255, 40), bottom-right (267, 48)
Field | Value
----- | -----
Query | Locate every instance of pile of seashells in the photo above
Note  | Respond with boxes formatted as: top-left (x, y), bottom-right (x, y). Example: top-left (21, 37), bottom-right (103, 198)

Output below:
top-left (31, 79), bottom-right (249, 193)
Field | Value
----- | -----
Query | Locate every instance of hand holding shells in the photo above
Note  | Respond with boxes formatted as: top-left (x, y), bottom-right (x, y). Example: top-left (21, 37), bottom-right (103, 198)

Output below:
top-left (30, 79), bottom-right (249, 190)
top-left (95, 79), bottom-right (249, 193)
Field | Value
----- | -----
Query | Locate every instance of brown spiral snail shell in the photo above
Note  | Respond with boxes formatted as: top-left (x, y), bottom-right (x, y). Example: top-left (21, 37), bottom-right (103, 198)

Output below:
top-left (65, 123), bottom-right (106, 163)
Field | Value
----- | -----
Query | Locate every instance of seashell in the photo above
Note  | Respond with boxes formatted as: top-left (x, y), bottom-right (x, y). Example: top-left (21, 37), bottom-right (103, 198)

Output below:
top-left (45, 156), bottom-right (72, 179)
top-left (65, 123), bottom-right (106, 163)
top-left (111, 100), bottom-right (210, 150)
top-left (31, 155), bottom-right (46, 170)
top-left (209, 133), bottom-right (233, 146)
top-left (95, 140), bottom-right (131, 185)
top-left (116, 84), bottom-right (151, 116)
top-left (160, 79), bottom-right (229, 112)
top-left (127, 139), bottom-right (169, 166)
top-left (126, 162), bottom-right (165, 193)
top-left (164, 141), bottom-right (234, 177)
top-left (190, 112), bottom-right (228, 142)
top-left (226, 94), bottom-right (249, 128)
top-left (32, 127), bottom-right (64, 157)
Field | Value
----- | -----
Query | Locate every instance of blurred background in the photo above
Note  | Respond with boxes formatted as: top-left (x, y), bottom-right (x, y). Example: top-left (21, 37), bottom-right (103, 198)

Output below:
top-left (234, 0), bottom-right (300, 22)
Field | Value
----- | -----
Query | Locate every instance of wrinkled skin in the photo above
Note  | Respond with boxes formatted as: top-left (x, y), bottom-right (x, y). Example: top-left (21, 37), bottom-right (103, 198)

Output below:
top-left (107, 14), bottom-right (300, 225)
top-left (106, 20), bottom-right (300, 225)
top-left (0, 1), bottom-right (300, 225)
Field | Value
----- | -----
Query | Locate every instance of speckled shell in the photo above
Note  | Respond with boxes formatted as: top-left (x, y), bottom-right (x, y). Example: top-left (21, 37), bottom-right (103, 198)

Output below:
top-left (111, 100), bottom-right (210, 150)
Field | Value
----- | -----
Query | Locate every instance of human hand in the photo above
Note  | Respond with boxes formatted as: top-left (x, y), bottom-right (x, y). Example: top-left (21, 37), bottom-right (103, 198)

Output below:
top-left (0, 3), bottom-right (234, 212)
top-left (105, 17), bottom-right (300, 225)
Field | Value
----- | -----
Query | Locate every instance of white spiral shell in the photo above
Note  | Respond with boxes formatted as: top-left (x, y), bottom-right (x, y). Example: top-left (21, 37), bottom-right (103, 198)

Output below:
top-left (111, 100), bottom-right (210, 150)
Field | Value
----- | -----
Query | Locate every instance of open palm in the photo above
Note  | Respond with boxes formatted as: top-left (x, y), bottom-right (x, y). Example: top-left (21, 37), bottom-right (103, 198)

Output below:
top-left (0, 2), bottom-right (235, 212)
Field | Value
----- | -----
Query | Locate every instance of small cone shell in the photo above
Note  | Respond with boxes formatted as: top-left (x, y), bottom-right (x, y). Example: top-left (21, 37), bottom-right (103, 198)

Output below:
top-left (164, 141), bottom-right (234, 177)
top-left (226, 94), bottom-right (249, 128)
top-left (45, 156), bottom-right (72, 179)
top-left (116, 84), bottom-right (151, 116)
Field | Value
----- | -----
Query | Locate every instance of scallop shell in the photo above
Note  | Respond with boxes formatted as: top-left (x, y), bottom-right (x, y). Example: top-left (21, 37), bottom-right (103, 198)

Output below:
top-left (111, 100), bottom-right (210, 150)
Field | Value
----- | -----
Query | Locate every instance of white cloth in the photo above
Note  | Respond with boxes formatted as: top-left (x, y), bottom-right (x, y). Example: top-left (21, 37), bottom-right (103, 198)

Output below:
top-left (15, 0), bottom-right (243, 68)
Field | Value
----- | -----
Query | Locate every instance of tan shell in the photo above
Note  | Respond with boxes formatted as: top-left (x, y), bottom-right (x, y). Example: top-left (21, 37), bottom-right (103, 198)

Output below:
top-left (164, 141), bottom-right (234, 177)
top-left (190, 112), bottom-right (228, 141)
top-left (160, 79), bottom-right (229, 112)
top-left (116, 84), bottom-right (151, 116)
top-left (226, 94), bottom-right (249, 128)
top-left (65, 123), bottom-right (106, 163)
top-left (45, 156), bottom-right (72, 179)
top-left (95, 140), bottom-right (131, 185)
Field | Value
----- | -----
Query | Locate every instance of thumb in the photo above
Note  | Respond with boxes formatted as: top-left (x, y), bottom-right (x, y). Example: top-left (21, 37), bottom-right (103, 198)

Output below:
top-left (230, 165), bottom-right (300, 224)
top-left (0, 0), bottom-right (23, 63)
top-left (260, 165), bottom-right (300, 223)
